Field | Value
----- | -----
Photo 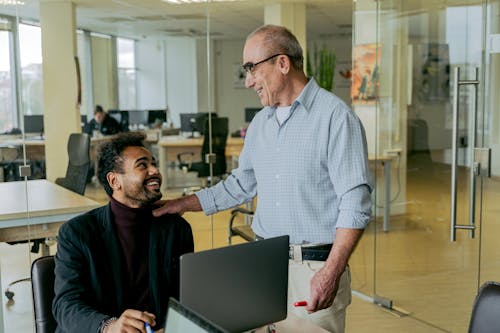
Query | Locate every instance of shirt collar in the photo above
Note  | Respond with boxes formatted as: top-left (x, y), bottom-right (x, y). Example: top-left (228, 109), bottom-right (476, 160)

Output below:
top-left (264, 77), bottom-right (320, 119)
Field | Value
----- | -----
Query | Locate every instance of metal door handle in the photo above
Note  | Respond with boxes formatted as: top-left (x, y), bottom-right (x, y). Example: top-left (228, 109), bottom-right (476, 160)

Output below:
top-left (450, 67), bottom-right (479, 242)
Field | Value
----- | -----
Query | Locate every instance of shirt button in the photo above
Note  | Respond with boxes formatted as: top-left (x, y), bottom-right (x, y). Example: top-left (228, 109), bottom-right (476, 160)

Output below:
top-left (277, 148), bottom-right (280, 152)
top-left (275, 174), bottom-right (280, 179)
top-left (276, 202), bottom-right (280, 207)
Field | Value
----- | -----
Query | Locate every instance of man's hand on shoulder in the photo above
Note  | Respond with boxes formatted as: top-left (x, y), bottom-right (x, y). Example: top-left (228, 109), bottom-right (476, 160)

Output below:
top-left (152, 194), bottom-right (202, 217)
top-left (104, 309), bottom-right (155, 333)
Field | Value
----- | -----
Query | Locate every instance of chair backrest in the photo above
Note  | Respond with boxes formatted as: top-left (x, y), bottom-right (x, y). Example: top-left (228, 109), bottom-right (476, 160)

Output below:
top-left (468, 281), bottom-right (500, 333)
top-left (199, 117), bottom-right (228, 177)
top-left (62, 133), bottom-right (91, 195)
top-left (31, 256), bottom-right (57, 333)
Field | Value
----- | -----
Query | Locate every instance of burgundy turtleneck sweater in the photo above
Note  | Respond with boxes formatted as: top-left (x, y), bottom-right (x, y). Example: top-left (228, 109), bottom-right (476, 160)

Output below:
top-left (109, 196), bottom-right (153, 312)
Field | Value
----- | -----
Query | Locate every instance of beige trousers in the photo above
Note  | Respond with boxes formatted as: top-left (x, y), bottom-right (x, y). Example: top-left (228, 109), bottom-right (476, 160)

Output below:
top-left (287, 260), bottom-right (351, 333)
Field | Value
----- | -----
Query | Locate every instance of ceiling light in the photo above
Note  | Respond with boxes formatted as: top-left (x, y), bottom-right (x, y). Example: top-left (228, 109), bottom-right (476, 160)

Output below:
top-left (162, 0), bottom-right (241, 4)
top-left (0, 0), bottom-right (25, 5)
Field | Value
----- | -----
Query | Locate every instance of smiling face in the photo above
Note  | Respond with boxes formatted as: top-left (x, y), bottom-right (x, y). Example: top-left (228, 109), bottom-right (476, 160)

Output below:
top-left (243, 34), bottom-right (288, 107)
top-left (107, 146), bottom-right (162, 208)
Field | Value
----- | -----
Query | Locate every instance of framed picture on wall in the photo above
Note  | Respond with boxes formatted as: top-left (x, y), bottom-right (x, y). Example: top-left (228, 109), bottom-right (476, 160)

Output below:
top-left (351, 43), bottom-right (380, 104)
top-left (233, 63), bottom-right (246, 88)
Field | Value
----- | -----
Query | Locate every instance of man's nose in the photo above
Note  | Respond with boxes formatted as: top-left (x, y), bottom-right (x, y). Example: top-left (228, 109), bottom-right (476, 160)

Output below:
top-left (245, 72), bottom-right (254, 88)
top-left (149, 164), bottom-right (160, 175)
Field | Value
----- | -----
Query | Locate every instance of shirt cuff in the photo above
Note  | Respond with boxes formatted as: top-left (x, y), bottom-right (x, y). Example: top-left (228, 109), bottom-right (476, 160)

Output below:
top-left (195, 188), bottom-right (217, 215)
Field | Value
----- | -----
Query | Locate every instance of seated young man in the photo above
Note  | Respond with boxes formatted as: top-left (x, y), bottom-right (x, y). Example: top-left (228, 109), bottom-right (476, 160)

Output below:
top-left (53, 132), bottom-right (194, 333)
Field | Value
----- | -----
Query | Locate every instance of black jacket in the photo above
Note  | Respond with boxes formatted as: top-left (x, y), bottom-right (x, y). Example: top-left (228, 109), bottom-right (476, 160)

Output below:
top-left (52, 204), bottom-right (193, 333)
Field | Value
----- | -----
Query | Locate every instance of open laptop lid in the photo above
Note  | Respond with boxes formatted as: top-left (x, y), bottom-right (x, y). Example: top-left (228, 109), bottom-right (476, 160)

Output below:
top-left (165, 297), bottom-right (229, 333)
top-left (180, 235), bottom-right (289, 333)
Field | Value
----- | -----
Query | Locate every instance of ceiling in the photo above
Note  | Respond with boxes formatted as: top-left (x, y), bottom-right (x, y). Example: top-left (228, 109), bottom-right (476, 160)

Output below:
top-left (0, 0), bottom-right (353, 40)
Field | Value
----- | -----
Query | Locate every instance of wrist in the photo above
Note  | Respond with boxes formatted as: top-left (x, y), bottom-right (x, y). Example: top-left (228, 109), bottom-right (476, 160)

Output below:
top-left (99, 317), bottom-right (117, 333)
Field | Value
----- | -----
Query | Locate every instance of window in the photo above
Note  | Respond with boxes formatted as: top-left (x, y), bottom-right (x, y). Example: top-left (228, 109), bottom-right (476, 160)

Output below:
top-left (0, 27), bottom-right (14, 132)
top-left (19, 23), bottom-right (43, 116)
top-left (117, 37), bottom-right (136, 109)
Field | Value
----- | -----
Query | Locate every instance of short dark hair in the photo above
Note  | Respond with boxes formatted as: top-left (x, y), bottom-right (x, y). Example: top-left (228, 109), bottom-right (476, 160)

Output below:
top-left (94, 105), bottom-right (104, 114)
top-left (97, 132), bottom-right (146, 196)
top-left (248, 24), bottom-right (304, 71)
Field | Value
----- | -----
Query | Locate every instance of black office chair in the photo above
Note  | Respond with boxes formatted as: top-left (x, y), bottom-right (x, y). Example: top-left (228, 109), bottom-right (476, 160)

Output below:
top-left (5, 134), bottom-right (90, 301)
top-left (31, 256), bottom-right (57, 333)
top-left (177, 117), bottom-right (229, 190)
top-left (468, 281), bottom-right (500, 333)
top-left (228, 207), bottom-right (255, 244)
top-left (55, 133), bottom-right (91, 195)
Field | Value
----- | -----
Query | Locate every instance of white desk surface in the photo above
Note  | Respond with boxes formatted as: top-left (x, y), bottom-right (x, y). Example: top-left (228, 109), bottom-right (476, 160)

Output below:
top-left (0, 180), bottom-right (100, 333)
top-left (0, 179), bottom-right (101, 228)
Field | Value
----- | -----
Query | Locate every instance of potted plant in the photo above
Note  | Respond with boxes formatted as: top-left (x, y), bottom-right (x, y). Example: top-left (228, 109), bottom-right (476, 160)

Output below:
top-left (306, 43), bottom-right (336, 92)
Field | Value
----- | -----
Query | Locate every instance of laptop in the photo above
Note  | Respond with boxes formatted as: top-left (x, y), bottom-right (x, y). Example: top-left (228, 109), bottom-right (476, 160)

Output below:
top-left (180, 235), bottom-right (289, 333)
top-left (165, 297), bottom-right (229, 333)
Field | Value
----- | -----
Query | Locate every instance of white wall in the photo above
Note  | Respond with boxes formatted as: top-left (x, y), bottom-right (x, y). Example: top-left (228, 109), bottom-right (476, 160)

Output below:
top-left (165, 37), bottom-right (198, 128)
top-left (136, 39), bottom-right (167, 110)
top-left (196, 38), bottom-right (215, 114)
top-left (214, 39), bottom-right (260, 133)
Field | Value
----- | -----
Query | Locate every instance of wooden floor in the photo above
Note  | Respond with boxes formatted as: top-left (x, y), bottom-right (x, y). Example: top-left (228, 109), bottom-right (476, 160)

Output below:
top-left (0, 165), bottom-right (485, 332)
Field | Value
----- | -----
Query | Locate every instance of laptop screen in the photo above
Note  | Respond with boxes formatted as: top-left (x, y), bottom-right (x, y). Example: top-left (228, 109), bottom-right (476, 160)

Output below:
top-left (180, 235), bottom-right (289, 333)
top-left (165, 298), bottom-right (229, 333)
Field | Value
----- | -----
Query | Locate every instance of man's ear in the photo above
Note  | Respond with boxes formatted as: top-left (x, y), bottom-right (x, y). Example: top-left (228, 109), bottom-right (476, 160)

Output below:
top-left (278, 55), bottom-right (291, 75)
top-left (106, 171), bottom-right (121, 191)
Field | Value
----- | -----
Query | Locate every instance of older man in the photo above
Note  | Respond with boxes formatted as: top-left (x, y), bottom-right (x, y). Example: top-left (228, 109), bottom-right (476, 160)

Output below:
top-left (154, 25), bottom-right (372, 332)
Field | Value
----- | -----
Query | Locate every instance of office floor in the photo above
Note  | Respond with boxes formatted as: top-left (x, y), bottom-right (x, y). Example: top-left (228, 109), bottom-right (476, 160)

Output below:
top-left (0, 172), bottom-right (446, 333)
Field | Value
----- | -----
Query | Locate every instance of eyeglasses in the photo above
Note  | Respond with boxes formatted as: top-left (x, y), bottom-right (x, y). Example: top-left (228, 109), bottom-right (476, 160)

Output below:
top-left (242, 53), bottom-right (287, 74)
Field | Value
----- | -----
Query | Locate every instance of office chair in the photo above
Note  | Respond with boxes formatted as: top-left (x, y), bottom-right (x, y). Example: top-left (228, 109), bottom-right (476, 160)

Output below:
top-left (31, 256), bottom-right (57, 333)
top-left (5, 134), bottom-right (90, 301)
top-left (228, 207), bottom-right (255, 244)
top-left (55, 133), bottom-right (91, 195)
top-left (468, 281), bottom-right (500, 333)
top-left (177, 117), bottom-right (229, 192)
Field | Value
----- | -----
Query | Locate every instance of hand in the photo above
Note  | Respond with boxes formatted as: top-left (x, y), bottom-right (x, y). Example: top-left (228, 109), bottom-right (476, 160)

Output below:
top-left (105, 309), bottom-right (156, 333)
top-left (306, 266), bottom-right (340, 313)
top-left (152, 194), bottom-right (202, 217)
top-left (155, 330), bottom-right (164, 333)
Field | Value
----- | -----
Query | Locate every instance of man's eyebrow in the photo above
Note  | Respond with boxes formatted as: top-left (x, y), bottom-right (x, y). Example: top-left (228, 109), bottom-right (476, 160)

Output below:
top-left (134, 156), bottom-right (150, 164)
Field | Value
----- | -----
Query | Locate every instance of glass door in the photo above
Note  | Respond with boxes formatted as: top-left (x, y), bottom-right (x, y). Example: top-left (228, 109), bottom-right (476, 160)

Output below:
top-left (479, 1), bottom-right (500, 287)
top-left (372, 1), bottom-right (490, 331)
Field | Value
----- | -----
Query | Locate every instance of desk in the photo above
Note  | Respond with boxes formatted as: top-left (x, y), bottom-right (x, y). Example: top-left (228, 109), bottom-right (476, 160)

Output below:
top-left (0, 179), bottom-right (100, 242)
top-left (0, 180), bottom-right (100, 332)
top-left (157, 136), bottom-right (244, 188)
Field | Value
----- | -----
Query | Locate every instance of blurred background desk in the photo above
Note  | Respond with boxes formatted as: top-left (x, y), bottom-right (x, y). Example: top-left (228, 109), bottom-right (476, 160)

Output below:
top-left (0, 179), bottom-right (100, 332)
top-left (0, 179), bottom-right (100, 244)
top-left (157, 135), bottom-right (244, 189)
top-left (0, 137), bottom-right (46, 181)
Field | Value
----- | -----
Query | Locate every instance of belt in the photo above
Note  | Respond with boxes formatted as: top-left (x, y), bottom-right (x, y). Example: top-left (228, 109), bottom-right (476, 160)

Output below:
top-left (288, 244), bottom-right (333, 261)
top-left (254, 234), bottom-right (332, 261)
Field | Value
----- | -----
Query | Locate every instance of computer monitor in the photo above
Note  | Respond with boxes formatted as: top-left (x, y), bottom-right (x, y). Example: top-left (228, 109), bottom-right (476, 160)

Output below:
top-left (108, 110), bottom-right (130, 132)
top-left (148, 109), bottom-right (167, 126)
top-left (23, 115), bottom-right (44, 135)
top-left (244, 107), bottom-right (261, 123)
top-left (128, 110), bottom-right (149, 126)
top-left (165, 298), bottom-right (229, 333)
top-left (108, 110), bottom-right (122, 123)
top-left (179, 113), bottom-right (198, 136)
top-left (180, 235), bottom-right (289, 333)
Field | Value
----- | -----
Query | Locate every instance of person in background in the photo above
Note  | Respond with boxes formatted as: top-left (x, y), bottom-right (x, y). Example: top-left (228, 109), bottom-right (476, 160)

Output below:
top-left (152, 24), bottom-right (372, 333)
top-left (53, 132), bottom-right (193, 333)
top-left (86, 105), bottom-right (122, 136)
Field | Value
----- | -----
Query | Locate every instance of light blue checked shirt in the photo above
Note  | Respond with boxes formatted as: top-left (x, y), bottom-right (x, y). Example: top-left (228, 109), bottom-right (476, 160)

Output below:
top-left (196, 78), bottom-right (373, 244)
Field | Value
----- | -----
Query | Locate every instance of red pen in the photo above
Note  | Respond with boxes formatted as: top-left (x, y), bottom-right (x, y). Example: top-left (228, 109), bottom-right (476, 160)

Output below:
top-left (294, 301), bottom-right (308, 307)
